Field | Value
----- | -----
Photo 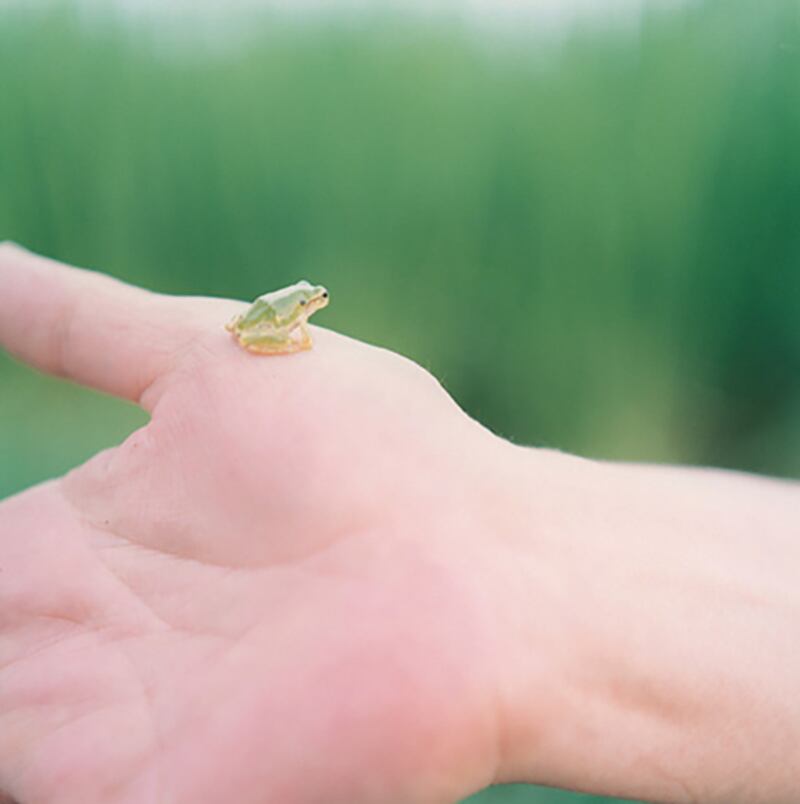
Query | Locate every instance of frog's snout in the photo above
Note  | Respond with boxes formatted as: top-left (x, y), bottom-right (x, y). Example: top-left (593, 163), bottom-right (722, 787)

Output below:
top-left (307, 290), bottom-right (329, 314)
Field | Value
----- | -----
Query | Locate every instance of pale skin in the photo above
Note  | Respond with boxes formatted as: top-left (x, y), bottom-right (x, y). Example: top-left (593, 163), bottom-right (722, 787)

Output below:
top-left (0, 243), bottom-right (798, 804)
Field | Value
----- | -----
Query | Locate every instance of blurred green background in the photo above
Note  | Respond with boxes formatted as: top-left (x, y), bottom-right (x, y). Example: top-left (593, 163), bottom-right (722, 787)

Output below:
top-left (1, 0), bottom-right (798, 801)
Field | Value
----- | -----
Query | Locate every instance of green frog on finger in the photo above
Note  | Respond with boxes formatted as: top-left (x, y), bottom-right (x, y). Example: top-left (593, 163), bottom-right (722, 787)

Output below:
top-left (226, 281), bottom-right (329, 355)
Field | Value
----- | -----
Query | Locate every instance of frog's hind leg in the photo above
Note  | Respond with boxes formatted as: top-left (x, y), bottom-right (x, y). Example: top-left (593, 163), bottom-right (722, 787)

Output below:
top-left (232, 324), bottom-right (313, 355)
top-left (236, 332), bottom-right (300, 355)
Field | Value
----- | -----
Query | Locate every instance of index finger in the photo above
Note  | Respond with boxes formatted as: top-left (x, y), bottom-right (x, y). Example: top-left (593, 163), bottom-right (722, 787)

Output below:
top-left (0, 243), bottom-right (241, 408)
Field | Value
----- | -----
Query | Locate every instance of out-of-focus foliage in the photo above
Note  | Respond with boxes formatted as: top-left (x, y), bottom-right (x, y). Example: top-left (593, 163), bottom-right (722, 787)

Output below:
top-left (0, 1), bottom-right (798, 800)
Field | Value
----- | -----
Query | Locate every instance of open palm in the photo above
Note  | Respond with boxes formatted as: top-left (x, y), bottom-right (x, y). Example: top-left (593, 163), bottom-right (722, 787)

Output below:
top-left (0, 245), bottom-right (502, 804)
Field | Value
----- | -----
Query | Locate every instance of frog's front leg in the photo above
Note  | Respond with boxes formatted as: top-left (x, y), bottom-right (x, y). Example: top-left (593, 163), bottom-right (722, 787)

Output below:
top-left (296, 322), bottom-right (313, 351)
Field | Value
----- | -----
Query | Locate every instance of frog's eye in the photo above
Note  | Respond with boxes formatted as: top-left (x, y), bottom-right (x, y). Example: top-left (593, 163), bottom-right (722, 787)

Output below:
top-left (299, 299), bottom-right (307, 306)
top-left (322, 291), bottom-right (328, 298)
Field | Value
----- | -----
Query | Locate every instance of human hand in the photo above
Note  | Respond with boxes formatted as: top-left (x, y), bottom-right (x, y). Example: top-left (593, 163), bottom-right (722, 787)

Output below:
top-left (0, 244), bottom-right (505, 804)
top-left (5, 245), bottom-right (798, 804)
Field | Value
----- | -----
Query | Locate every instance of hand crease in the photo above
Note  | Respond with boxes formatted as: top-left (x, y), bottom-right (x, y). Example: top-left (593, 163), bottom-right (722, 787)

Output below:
top-left (58, 476), bottom-right (248, 573)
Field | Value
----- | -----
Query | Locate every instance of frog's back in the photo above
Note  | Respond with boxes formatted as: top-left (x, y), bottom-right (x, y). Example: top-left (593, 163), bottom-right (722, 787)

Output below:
top-left (238, 297), bottom-right (277, 327)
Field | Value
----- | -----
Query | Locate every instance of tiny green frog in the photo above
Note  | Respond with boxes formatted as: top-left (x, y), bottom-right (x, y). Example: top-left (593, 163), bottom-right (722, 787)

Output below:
top-left (226, 281), bottom-right (329, 354)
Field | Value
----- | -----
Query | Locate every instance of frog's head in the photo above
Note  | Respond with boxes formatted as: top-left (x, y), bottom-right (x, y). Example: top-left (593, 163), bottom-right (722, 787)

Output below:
top-left (274, 281), bottom-right (329, 326)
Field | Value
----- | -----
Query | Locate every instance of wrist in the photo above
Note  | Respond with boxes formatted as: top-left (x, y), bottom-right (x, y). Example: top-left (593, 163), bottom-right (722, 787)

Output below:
top-left (478, 446), bottom-right (800, 803)
top-left (470, 443), bottom-right (610, 792)
top-left (475, 445), bottom-right (696, 801)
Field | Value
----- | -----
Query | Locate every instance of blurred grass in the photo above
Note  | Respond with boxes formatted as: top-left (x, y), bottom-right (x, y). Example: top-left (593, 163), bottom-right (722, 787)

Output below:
top-left (0, 1), bottom-right (798, 801)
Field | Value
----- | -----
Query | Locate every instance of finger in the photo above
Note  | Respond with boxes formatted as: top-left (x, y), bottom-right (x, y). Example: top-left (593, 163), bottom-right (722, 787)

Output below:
top-left (0, 243), bottom-right (241, 407)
